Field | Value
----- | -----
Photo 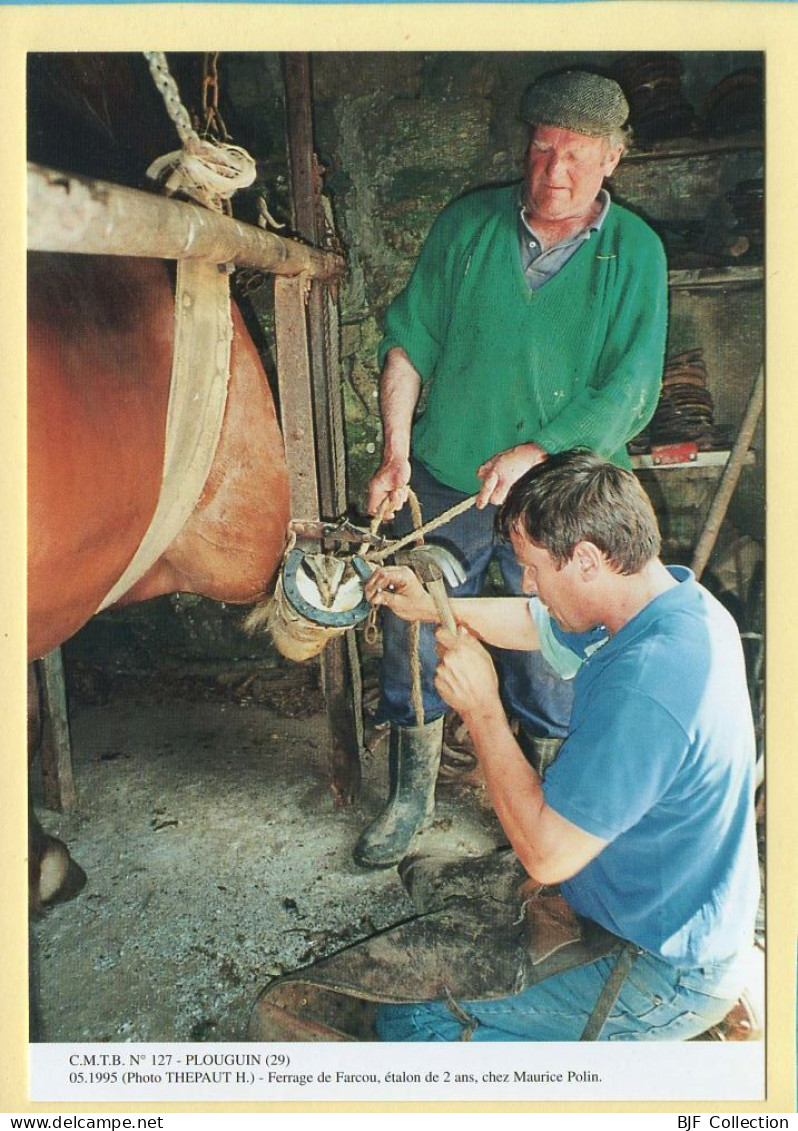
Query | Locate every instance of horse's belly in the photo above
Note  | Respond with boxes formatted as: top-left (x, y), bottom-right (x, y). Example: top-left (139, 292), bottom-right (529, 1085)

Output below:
top-left (27, 254), bottom-right (290, 659)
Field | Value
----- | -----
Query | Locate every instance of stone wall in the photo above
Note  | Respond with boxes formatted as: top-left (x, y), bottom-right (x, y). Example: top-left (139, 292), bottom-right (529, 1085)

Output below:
top-left (222, 51), bottom-right (763, 506)
top-left (66, 49), bottom-right (765, 665)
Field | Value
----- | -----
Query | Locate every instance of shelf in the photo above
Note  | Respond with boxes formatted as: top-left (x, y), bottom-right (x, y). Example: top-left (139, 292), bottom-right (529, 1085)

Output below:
top-left (668, 264), bottom-right (763, 290)
top-left (631, 449), bottom-right (756, 472)
top-left (623, 132), bottom-right (763, 164)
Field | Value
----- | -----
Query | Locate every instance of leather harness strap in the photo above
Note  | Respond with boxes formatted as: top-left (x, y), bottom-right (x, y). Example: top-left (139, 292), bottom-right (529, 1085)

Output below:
top-left (579, 941), bottom-right (640, 1041)
top-left (96, 258), bottom-right (232, 612)
top-left (442, 939), bottom-right (641, 1042)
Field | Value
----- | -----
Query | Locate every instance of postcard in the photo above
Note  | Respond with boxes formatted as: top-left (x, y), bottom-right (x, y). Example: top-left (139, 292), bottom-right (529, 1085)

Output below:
top-left (4, 0), bottom-right (797, 1117)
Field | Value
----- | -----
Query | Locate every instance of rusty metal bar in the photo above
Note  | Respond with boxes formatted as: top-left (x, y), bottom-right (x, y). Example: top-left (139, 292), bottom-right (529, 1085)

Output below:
top-left (28, 163), bottom-right (344, 282)
top-left (274, 276), bottom-right (320, 520)
top-left (284, 52), bottom-right (362, 805)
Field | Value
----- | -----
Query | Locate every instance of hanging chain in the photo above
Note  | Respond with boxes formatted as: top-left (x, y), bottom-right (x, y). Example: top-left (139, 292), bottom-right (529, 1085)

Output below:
top-left (200, 52), bottom-right (230, 142)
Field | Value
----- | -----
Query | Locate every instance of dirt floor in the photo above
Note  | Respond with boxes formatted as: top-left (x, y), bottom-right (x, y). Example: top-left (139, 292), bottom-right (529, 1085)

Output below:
top-left (30, 669), bottom-right (504, 1043)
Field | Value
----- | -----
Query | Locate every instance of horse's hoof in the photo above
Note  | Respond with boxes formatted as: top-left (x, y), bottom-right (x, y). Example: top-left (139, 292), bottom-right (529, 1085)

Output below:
top-left (32, 836), bottom-right (87, 914)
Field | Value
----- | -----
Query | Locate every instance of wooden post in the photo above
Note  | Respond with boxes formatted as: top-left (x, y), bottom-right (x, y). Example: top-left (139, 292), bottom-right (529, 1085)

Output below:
top-left (691, 366), bottom-right (764, 581)
top-left (37, 649), bottom-right (78, 813)
top-left (282, 52), bottom-right (363, 805)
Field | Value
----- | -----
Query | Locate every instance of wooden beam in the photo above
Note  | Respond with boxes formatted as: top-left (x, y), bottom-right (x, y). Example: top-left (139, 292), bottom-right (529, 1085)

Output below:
top-left (28, 163), bottom-right (344, 282)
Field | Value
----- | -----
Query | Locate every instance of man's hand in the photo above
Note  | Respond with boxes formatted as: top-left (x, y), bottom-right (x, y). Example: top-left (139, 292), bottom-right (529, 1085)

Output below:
top-left (434, 626), bottom-right (502, 720)
top-left (476, 442), bottom-right (548, 509)
top-left (364, 566), bottom-right (437, 623)
top-left (366, 454), bottom-right (411, 520)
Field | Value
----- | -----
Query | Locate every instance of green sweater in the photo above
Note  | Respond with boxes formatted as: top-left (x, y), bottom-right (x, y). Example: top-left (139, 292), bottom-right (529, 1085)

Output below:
top-left (379, 183), bottom-right (668, 493)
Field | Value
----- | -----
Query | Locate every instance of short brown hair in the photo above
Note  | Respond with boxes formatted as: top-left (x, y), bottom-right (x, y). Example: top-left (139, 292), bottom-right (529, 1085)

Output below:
top-left (498, 450), bottom-right (661, 574)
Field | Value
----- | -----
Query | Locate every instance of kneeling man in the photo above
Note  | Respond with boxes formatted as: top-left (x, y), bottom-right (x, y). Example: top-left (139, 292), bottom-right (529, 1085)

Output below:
top-left (366, 449), bottom-right (760, 1041)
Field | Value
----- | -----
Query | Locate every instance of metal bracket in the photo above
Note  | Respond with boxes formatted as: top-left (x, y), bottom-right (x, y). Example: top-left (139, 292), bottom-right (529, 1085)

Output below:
top-left (289, 517), bottom-right (389, 550)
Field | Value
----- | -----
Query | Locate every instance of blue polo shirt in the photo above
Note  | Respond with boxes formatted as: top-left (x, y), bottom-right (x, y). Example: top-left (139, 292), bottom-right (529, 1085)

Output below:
top-left (539, 567), bottom-right (760, 967)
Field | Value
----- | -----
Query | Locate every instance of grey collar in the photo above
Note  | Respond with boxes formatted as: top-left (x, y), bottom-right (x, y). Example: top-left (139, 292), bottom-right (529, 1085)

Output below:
top-left (519, 187), bottom-right (611, 242)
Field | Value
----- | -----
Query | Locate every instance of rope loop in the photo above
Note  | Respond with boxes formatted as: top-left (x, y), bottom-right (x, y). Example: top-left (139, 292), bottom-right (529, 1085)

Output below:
top-left (143, 51), bottom-right (257, 213)
top-left (366, 487), bottom-right (430, 726)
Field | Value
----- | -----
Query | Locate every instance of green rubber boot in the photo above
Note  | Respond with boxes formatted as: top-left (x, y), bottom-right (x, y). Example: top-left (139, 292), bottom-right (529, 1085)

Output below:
top-left (354, 718), bottom-right (444, 868)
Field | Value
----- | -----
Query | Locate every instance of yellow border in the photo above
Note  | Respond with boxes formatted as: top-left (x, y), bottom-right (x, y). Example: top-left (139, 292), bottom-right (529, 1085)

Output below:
top-left (4, 3), bottom-right (796, 1113)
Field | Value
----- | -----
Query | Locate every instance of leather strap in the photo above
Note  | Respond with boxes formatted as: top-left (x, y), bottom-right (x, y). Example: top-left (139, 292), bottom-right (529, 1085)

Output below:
top-left (96, 258), bottom-right (232, 611)
top-left (579, 942), bottom-right (639, 1041)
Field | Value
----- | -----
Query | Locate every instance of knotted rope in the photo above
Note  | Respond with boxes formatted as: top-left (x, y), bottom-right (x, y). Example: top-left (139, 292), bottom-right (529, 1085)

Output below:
top-left (144, 51), bottom-right (257, 213)
top-left (366, 490), bottom-right (478, 727)
top-left (368, 493), bottom-right (478, 563)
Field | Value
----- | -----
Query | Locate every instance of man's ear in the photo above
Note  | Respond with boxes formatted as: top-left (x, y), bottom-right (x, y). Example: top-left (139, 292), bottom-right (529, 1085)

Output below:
top-left (573, 541), bottom-right (604, 581)
top-left (603, 143), bottom-right (624, 178)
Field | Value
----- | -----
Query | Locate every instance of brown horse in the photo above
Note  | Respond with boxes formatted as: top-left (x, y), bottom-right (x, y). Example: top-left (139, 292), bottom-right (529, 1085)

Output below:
top-left (28, 250), bottom-right (291, 907)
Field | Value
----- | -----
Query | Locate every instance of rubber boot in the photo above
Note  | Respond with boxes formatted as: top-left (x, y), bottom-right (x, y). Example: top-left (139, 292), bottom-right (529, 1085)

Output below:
top-left (354, 717), bottom-right (444, 868)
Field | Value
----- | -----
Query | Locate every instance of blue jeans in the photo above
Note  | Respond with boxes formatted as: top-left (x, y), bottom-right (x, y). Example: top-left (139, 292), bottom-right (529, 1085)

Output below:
top-left (377, 459), bottom-right (573, 735)
top-left (376, 948), bottom-right (744, 1042)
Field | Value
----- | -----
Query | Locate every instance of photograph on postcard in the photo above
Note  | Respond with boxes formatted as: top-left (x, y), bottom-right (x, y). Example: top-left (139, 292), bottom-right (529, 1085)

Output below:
top-left (26, 47), bottom-right (765, 1101)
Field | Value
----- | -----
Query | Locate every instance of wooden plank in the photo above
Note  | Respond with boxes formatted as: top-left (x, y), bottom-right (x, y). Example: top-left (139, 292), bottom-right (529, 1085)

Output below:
top-left (28, 163), bottom-right (344, 282)
top-left (623, 131), bottom-right (762, 164)
top-left (37, 649), bottom-right (78, 813)
top-left (668, 264), bottom-right (764, 290)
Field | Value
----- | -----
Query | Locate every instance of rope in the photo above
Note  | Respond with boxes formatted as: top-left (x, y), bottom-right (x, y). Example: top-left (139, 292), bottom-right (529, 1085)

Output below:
top-left (144, 52), bottom-right (198, 148)
top-left (143, 51), bottom-right (257, 214)
top-left (368, 492), bottom-right (479, 564)
top-left (366, 487), bottom-right (449, 728)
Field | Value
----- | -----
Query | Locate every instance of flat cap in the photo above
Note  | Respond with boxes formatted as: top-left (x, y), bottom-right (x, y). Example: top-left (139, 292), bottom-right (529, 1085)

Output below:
top-left (521, 71), bottom-right (629, 137)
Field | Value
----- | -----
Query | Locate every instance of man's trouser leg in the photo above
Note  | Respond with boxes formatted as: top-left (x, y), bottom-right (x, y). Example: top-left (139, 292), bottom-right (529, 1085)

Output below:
top-left (358, 458), bottom-right (574, 866)
top-left (376, 950), bottom-right (741, 1042)
top-left (376, 459), bottom-right (497, 727)
top-left (356, 462), bottom-right (495, 867)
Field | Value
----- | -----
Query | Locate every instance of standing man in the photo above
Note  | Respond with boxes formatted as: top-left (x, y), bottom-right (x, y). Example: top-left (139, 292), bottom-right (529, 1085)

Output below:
top-left (356, 70), bottom-right (669, 867)
top-left (365, 451), bottom-right (760, 1040)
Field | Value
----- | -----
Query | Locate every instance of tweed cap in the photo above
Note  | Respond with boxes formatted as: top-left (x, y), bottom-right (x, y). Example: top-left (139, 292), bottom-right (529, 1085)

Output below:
top-left (521, 71), bottom-right (629, 137)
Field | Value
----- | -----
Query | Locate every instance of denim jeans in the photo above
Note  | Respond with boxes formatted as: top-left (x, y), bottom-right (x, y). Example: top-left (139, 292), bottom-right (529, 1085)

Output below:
top-left (376, 948), bottom-right (744, 1042)
top-left (377, 459), bottom-right (574, 736)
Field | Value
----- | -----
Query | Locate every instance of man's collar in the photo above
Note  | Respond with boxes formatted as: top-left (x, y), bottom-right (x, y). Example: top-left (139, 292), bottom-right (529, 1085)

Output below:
top-left (519, 187), bottom-right (611, 237)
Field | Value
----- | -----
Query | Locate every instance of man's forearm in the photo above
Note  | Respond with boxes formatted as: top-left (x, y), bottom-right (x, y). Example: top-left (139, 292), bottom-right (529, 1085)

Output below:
top-left (464, 704), bottom-right (552, 878)
top-left (453, 598), bottom-right (541, 651)
top-left (464, 703), bottom-right (605, 885)
top-left (380, 347), bottom-right (422, 458)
